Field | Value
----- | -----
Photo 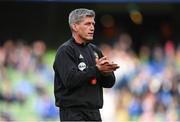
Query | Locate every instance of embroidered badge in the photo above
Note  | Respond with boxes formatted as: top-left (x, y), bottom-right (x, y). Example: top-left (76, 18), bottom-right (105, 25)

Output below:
top-left (94, 52), bottom-right (99, 59)
top-left (90, 78), bottom-right (97, 85)
top-left (78, 62), bottom-right (86, 71)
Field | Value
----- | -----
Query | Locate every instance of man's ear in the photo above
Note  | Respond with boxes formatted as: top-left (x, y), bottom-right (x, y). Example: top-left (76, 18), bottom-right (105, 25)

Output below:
top-left (72, 24), bottom-right (78, 32)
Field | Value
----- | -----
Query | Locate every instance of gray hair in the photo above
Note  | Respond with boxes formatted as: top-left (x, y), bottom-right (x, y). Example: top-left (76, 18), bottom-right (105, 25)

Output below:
top-left (68, 8), bottom-right (95, 26)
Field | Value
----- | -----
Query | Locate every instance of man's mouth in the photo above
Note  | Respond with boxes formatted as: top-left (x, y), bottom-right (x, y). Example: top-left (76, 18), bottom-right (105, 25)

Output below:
top-left (88, 33), bottom-right (94, 36)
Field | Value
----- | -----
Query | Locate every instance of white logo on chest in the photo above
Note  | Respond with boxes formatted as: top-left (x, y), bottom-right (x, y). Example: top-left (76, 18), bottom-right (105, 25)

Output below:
top-left (79, 54), bottom-right (84, 59)
top-left (78, 62), bottom-right (86, 71)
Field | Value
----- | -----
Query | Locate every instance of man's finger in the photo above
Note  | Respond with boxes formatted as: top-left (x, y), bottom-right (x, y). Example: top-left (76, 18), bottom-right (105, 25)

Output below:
top-left (100, 59), bottom-right (109, 65)
top-left (98, 56), bottom-right (107, 62)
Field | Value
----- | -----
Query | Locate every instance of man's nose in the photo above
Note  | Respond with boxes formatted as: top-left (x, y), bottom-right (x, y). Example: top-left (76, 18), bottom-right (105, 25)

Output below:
top-left (90, 24), bottom-right (94, 31)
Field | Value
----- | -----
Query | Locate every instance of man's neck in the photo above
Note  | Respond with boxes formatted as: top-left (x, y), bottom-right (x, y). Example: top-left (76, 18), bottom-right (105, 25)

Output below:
top-left (72, 34), bottom-right (85, 44)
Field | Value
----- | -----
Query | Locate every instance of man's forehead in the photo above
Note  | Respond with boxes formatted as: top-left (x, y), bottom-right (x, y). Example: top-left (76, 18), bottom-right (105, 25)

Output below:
top-left (81, 16), bottom-right (95, 22)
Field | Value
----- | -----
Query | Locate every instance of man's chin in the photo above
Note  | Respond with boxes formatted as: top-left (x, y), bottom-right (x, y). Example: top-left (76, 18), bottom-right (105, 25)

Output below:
top-left (82, 37), bottom-right (93, 42)
top-left (87, 37), bottom-right (93, 41)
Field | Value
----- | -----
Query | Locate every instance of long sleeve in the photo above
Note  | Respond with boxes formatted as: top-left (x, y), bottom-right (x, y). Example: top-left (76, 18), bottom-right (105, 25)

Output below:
top-left (100, 72), bottom-right (115, 88)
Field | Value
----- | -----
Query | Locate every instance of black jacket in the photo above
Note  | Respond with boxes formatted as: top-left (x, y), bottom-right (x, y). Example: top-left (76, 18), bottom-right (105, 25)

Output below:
top-left (53, 37), bottom-right (115, 109)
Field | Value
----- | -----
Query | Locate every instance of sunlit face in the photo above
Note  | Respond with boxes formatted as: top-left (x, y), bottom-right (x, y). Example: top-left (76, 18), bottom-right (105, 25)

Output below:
top-left (75, 16), bottom-right (95, 42)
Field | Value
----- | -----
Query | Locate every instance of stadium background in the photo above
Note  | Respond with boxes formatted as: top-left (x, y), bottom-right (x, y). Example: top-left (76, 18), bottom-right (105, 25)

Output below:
top-left (0, 1), bottom-right (180, 121)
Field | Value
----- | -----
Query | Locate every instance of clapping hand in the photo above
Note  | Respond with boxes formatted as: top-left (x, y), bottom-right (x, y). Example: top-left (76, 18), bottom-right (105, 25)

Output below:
top-left (96, 56), bottom-right (119, 73)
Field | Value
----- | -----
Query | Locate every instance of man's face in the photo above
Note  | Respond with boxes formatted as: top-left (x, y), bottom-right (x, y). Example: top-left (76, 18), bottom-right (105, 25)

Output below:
top-left (75, 16), bottom-right (95, 41)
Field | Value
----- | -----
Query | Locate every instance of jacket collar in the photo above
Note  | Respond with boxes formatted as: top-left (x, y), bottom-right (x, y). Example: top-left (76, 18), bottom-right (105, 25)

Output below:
top-left (70, 37), bottom-right (89, 47)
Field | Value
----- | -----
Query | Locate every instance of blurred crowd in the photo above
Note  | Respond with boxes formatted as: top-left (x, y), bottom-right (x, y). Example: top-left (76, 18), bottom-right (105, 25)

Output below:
top-left (0, 32), bottom-right (180, 122)
top-left (0, 39), bottom-right (58, 121)
top-left (100, 33), bottom-right (180, 122)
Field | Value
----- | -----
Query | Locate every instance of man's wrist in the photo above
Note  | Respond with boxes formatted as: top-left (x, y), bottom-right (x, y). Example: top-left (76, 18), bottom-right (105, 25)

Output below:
top-left (101, 72), bottom-right (112, 76)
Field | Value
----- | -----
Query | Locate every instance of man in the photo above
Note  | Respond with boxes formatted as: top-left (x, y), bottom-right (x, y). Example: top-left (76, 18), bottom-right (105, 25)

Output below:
top-left (53, 8), bottom-right (119, 121)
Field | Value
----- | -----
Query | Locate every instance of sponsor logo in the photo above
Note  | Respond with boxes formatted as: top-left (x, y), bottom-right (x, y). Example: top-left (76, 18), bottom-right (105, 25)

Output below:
top-left (79, 54), bottom-right (84, 59)
top-left (78, 62), bottom-right (86, 71)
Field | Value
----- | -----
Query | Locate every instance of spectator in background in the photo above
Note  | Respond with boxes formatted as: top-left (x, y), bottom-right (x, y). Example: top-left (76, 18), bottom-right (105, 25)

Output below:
top-left (31, 40), bottom-right (46, 72)
top-left (31, 40), bottom-right (53, 84)
top-left (3, 40), bottom-right (17, 68)
top-left (0, 47), bottom-right (7, 81)
top-left (35, 86), bottom-right (58, 120)
top-left (53, 8), bottom-right (119, 121)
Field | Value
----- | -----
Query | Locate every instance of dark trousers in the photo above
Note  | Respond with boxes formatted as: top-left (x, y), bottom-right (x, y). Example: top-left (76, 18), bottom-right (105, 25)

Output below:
top-left (59, 107), bottom-right (102, 121)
